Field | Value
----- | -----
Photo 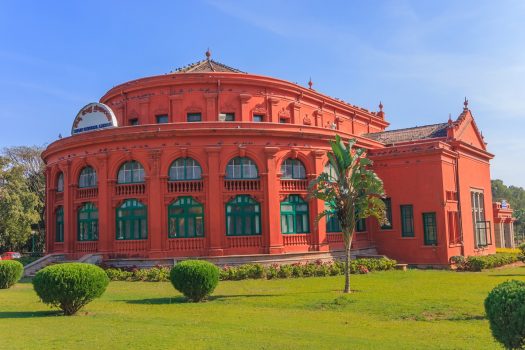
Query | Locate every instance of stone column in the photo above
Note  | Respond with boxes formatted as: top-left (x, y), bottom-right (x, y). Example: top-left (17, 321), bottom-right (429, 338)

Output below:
top-left (45, 167), bottom-right (53, 253)
top-left (264, 147), bottom-right (284, 254)
top-left (147, 150), bottom-right (163, 257)
top-left (311, 150), bottom-right (328, 251)
top-left (61, 161), bottom-right (73, 254)
top-left (96, 153), bottom-right (109, 254)
top-left (206, 147), bottom-right (224, 256)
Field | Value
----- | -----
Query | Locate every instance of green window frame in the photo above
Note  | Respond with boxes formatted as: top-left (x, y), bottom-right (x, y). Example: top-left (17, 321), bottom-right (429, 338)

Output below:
top-left (423, 212), bottom-right (438, 245)
top-left (116, 199), bottom-right (148, 240)
top-left (187, 113), bottom-right (201, 122)
top-left (356, 218), bottom-right (366, 232)
top-left (56, 173), bottom-right (64, 192)
top-left (253, 114), bottom-right (264, 122)
top-left (78, 203), bottom-right (99, 241)
top-left (281, 159), bottom-right (306, 179)
top-left (168, 158), bottom-right (202, 181)
top-left (400, 205), bottom-right (414, 237)
top-left (226, 157), bottom-right (258, 179)
top-left (117, 161), bottom-right (145, 184)
top-left (79, 166), bottom-right (97, 188)
top-left (323, 162), bottom-right (339, 182)
top-left (156, 114), bottom-right (168, 124)
top-left (326, 212), bottom-right (341, 233)
top-left (381, 198), bottom-right (393, 229)
top-left (281, 195), bottom-right (310, 234)
top-left (226, 195), bottom-right (261, 236)
top-left (168, 197), bottom-right (204, 238)
top-left (55, 206), bottom-right (64, 242)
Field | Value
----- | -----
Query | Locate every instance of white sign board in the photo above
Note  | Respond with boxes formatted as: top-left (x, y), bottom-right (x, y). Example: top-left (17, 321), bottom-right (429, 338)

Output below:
top-left (71, 103), bottom-right (118, 135)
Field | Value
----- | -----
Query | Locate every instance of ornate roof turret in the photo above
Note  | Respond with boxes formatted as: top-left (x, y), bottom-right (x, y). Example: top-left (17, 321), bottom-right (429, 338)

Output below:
top-left (171, 50), bottom-right (245, 74)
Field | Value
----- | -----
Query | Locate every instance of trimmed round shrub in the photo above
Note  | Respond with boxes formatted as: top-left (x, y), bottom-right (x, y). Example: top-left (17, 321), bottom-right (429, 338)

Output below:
top-left (170, 260), bottom-right (219, 302)
top-left (33, 263), bottom-right (109, 316)
top-left (484, 280), bottom-right (525, 349)
top-left (0, 260), bottom-right (24, 289)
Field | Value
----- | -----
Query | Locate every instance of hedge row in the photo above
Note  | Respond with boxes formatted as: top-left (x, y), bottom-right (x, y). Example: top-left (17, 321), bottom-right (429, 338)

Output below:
top-left (102, 258), bottom-right (397, 282)
top-left (452, 253), bottom-right (520, 272)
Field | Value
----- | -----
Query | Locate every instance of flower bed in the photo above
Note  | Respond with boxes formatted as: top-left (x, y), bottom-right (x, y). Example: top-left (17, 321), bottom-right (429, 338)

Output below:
top-left (451, 253), bottom-right (521, 272)
top-left (101, 258), bottom-right (397, 282)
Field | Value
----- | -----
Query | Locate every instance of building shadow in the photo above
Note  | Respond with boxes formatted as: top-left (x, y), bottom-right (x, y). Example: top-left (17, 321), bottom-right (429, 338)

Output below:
top-left (123, 294), bottom-right (282, 305)
top-left (0, 310), bottom-right (60, 319)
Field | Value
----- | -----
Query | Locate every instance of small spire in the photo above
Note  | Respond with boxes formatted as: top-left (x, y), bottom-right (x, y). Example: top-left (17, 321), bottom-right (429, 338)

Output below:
top-left (308, 77), bottom-right (313, 89)
top-left (448, 113), bottom-right (453, 125)
top-left (379, 101), bottom-right (383, 112)
top-left (463, 97), bottom-right (469, 110)
top-left (205, 48), bottom-right (211, 60)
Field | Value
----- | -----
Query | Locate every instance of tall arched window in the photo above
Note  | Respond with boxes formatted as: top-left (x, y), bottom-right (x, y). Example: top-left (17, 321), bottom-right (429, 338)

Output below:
top-left (57, 173), bottom-right (64, 193)
top-left (226, 157), bottom-right (258, 179)
top-left (78, 166), bottom-right (97, 188)
top-left (168, 197), bottom-right (204, 238)
top-left (226, 195), bottom-right (261, 236)
top-left (117, 161), bottom-right (145, 184)
top-left (56, 206), bottom-right (64, 242)
top-left (116, 199), bottom-right (147, 240)
top-left (281, 159), bottom-right (306, 179)
top-left (324, 162), bottom-right (339, 181)
top-left (78, 203), bottom-right (98, 241)
top-left (281, 195), bottom-right (309, 234)
top-left (169, 158), bottom-right (202, 181)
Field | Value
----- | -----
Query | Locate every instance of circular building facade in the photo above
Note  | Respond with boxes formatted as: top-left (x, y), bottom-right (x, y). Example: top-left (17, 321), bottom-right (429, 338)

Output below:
top-left (42, 54), bottom-right (388, 259)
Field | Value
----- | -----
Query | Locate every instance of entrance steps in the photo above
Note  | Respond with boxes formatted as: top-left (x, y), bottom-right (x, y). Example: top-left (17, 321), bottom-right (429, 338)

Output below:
top-left (23, 253), bottom-right (103, 277)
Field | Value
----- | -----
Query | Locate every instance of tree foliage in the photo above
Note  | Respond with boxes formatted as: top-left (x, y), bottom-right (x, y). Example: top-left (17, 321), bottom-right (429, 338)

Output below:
top-left (0, 146), bottom-right (45, 252)
top-left (309, 135), bottom-right (387, 293)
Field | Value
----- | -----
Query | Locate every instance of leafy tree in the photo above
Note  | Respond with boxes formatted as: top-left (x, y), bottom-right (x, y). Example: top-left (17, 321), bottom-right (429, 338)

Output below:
top-left (0, 158), bottom-right (40, 251)
top-left (0, 146), bottom-right (46, 251)
top-left (309, 135), bottom-right (387, 293)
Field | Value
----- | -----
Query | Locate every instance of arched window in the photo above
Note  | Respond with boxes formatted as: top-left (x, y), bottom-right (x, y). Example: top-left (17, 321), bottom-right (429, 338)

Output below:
top-left (281, 159), bottom-right (306, 179)
top-left (55, 206), bottom-right (64, 242)
top-left (116, 199), bottom-right (147, 240)
top-left (226, 195), bottom-right (261, 236)
top-left (169, 158), bottom-right (202, 181)
top-left (226, 157), bottom-right (258, 179)
top-left (57, 173), bottom-right (64, 193)
top-left (117, 161), bottom-right (145, 184)
top-left (78, 203), bottom-right (98, 241)
top-left (281, 195), bottom-right (309, 234)
top-left (168, 197), bottom-right (204, 238)
top-left (326, 203), bottom-right (341, 233)
top-left (324, 162), bottom-right (339, 181)
top-left (78, 166), bottom-right (97, 188)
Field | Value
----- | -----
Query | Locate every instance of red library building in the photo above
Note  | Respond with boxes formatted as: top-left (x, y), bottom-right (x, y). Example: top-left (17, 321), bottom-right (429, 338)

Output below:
top-left (42, 52), bottom-right (496, 266)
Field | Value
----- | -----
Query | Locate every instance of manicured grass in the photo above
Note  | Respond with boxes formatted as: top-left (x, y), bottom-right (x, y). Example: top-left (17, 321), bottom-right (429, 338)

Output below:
top-left (1, 267), bottom-right (525, 349)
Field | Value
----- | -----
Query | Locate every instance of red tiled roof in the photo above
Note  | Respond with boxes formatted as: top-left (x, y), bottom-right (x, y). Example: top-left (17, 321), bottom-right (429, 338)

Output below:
top-left (171, 59), bottom-right (245, 74)
top-left (364, 123), bottom-right (448, 145)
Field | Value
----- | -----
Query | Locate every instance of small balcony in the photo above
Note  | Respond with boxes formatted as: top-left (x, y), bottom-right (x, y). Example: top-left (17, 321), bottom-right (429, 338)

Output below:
top-left (224, 179), bottom-right (261, 192)
top-left (280, 179), bottom-right (309, 192)
top-left (283, 234), bottom-right (311, 246)
top-left (115, 183), bottom-right (146, 196)
top-left (76, 187), bottom-right (98, 200)
top-left (167, 180), bottom-right (204, 193)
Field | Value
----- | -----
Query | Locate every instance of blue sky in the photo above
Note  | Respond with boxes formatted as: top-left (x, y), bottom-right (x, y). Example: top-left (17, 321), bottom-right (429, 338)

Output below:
top-left (0, 0), bottom-right (524, 187)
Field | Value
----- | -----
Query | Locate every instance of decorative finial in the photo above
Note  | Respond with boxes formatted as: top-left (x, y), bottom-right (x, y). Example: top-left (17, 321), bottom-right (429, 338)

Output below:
top-left (448, 113), bottom-right (453, 125)
top-left (379, 101), bottom-right (383, 112)
top-left (308, 77), bottom-right (313, 89)
top-left (205, 48), bottom-right (211, 60)
top-left (58, 133), bottom-right (62, 139)
top-left (377, 101), bottom-right (385, 118)
top-left (463, 97), bottom-right (469, 110)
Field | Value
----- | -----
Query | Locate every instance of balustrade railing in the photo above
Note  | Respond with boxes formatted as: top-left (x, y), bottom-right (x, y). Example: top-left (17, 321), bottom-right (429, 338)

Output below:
top-left (227, 236), bottom-right (262, 248)
top-left (167, 180), bottom-right (204, 193)
top-left (327, 232), bottom-right (343, 243)
top-left (114, 239), bottom-right (148, 252)
top-left (280, 179), bottom-right (309, 192)
top-left (224, 179), bottom-right (261, 192)
top-left (168, 238), bottom-right (205, 250)
top-left (115, 183), bottom-right (146, 196)
top-left (283, 234), bottom-right (311, 246)
top-left (76, 187), bottom-right (98, 199)
top-left (75, 241), bottom-right (98, 252)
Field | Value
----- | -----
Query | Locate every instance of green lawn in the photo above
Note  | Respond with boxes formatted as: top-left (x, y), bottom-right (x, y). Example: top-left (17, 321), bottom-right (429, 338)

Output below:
top-left (1, 267), bottom-right (524, 350)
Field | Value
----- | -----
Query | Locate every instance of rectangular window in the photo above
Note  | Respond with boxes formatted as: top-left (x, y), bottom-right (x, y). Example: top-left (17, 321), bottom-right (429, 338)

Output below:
top-left (279, 118), bottom-right (288, 124)
top-left (400, 205), bottom-right (414, 237)
top-left (381, 198), bottom-right (393, 229)
top-left (129, 118), bottom-right (139, 126)
top-left (471, 189), bottom-right (490, 247)
top-left (222, 113), bottom-right (235, 121)
top-left (253, 114), bottom-right (264, 122)
top-left (187, 113), bottom-right (202, 122)
top-left (423, 212), bottom-right (437, 245)
top-left (356, 218), bottom-right (366, 232)
top-left (156, 115), bottom-right (168, 124)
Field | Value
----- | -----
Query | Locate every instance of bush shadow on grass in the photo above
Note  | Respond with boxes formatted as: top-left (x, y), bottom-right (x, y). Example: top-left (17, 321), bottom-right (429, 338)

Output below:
top-left (123, 294), bottom-right (282, 305)
top-left (0, 310), bottom-right (60, 319)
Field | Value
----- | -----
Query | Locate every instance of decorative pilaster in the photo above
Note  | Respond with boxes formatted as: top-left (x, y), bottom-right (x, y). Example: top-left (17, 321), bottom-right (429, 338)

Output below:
top-left (147, 149), bottom-right (163, 256)
top-left (95, 152), bottom-right (110, 254)
top-left (264, 146), bottom-right (283, 254)
top-left (311, 149), bottom-right (328, 251)
top-left (206, 147), bottom-right (224, 256)
top-left (239, 94), bottom-right (252, 122)
top-left (204, 92), bottom-right (218, 121)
